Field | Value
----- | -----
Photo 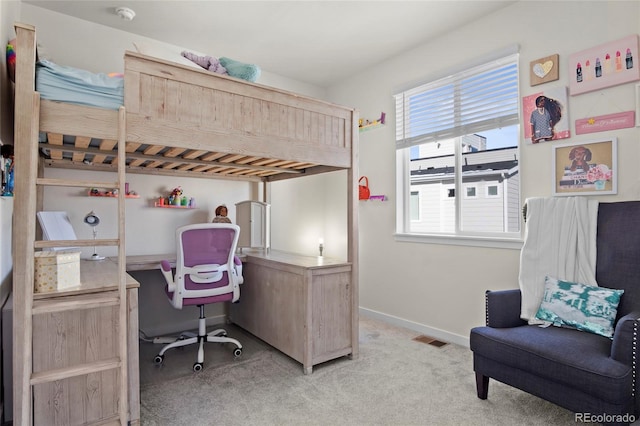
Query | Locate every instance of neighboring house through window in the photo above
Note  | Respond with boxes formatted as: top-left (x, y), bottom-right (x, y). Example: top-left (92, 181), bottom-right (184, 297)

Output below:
top-left (395, 51), bottom-right (521, 244)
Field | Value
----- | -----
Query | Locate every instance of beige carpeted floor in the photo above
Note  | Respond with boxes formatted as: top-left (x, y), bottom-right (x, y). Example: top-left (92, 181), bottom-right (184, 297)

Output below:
top-left (139, 317), bottom-right (579, 425)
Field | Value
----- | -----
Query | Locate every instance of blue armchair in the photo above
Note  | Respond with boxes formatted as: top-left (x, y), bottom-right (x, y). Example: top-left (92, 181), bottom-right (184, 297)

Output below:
top-left (470, 201), bottom-right (640, 424)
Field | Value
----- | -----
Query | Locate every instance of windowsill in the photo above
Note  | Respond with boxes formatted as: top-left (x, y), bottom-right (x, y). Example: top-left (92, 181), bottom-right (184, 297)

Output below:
top-left (394, 232), bottom-right (523, 250)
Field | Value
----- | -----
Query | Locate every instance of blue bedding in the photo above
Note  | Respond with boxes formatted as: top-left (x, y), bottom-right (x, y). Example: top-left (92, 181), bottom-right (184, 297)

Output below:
top-left (36, 60), bottom-right (124, 110)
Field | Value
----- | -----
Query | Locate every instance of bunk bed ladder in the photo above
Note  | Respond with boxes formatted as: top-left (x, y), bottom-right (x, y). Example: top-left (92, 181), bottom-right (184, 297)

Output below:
top-left (14, 23), bottom-right (130, 425)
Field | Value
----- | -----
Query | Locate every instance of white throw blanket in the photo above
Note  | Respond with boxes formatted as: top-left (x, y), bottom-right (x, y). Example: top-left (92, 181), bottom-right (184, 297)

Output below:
top-left (519, 197), bottom-right (599, 323)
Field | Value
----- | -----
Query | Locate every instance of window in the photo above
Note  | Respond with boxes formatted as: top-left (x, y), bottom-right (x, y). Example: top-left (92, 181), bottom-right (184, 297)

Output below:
top-left (395, 52), bottom-right (521, 242)
top-left (410, 191), bottom-right (420, 221)
top-left (465, 186), bottom-right (477, 198)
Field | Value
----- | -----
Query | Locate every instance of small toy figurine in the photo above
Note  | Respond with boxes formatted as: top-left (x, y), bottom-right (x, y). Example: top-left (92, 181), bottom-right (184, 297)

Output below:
top-left (171, 186), bottom-right (183, 197)
top-left (212, 205), bottom-right (232, 223)
top-left (1, 145), bottom-right (14, 196)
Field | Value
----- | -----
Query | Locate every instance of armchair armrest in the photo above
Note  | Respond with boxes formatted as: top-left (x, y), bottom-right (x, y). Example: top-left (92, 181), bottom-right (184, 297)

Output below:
top-left (485, 289), bottom-right (528, 328)
top-left (610, 311), bottom-right (640, 364)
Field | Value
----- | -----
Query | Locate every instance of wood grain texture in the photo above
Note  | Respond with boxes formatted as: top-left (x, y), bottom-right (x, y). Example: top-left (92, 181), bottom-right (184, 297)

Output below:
top-left (230, 251), bottom-right (352, 374)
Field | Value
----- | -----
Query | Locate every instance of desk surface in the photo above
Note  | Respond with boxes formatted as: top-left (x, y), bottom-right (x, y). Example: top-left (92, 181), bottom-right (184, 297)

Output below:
top-left (114, 253), bottom-right (177, 272)
top-left (34, 258), bottom-right (139, 300)
top-left (119, 250), bottom-right (348, 272)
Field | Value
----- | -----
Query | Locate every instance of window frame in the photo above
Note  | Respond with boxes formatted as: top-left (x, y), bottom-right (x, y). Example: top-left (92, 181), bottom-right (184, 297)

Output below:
top-left (394, 50), bottom-right (523, 250)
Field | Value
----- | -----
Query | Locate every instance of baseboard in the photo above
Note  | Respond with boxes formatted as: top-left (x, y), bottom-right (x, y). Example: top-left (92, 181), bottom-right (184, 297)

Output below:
top-left (359, 307), bottom-right (470, 348)
top-left (140, 314), bottom-right (227, 339)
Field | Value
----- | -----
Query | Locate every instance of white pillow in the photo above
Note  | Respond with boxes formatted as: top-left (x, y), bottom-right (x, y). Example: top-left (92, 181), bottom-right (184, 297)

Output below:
top-left (132, 41), bottom-right (203, 70)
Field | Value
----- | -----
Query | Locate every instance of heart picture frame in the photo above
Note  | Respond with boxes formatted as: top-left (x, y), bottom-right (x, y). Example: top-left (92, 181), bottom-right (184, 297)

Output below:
top-left (530, 54), bottom-right (559, 86)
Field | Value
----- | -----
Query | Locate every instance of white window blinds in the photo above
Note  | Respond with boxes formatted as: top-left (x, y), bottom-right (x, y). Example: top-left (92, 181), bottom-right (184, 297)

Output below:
top-left (394, 54), bottom-right (519, 150)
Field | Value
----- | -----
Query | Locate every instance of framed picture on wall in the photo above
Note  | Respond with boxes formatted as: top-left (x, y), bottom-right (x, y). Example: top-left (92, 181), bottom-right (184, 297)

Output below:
top-left (552, 138), bottom-right (617, 196)
top-left (569, 34), bottom-right (640, 95)
top-left (530, 54), bottom-right (559, 86)
top-left (636, 83), bottom-right (640, 126)
top-left (523, 86), bottom-right (570, 144)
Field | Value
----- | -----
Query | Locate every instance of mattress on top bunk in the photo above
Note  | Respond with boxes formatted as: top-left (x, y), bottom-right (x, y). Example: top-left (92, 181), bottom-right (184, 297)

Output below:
top-left (35, 60), bottom-right (124, 110)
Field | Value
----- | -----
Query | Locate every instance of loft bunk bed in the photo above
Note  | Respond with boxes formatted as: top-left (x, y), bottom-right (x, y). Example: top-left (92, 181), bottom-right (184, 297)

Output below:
top-left (36, 43), bottom-right (356, 182)
top-left (12, 22), bottom-right (359, 425)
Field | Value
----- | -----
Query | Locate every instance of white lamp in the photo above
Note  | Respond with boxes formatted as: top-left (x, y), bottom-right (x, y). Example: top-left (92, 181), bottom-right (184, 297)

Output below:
top-left (84, 211), bottom-right (105, 261)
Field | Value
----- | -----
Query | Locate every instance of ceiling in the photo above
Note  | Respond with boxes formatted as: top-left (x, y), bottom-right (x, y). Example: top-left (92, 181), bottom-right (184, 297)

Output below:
top-left (23, 0), bottom-right (516, 87)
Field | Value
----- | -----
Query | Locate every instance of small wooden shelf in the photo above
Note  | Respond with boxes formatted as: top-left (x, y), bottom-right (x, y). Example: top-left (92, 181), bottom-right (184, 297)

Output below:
top-left (359, 112), bottom-right (386, 133)
top-left (154, 202), bottom-right (195, 209)
top-left (359, 123), bottom-right (384, 132)
top-left (88, 192), bottom-right (140, 199)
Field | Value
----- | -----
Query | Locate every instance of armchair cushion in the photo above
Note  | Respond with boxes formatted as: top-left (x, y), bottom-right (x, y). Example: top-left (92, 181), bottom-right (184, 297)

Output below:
top-left (470, 325), bottom-right (632, 405)
top-left (535, 276), bottom-right (624, 338)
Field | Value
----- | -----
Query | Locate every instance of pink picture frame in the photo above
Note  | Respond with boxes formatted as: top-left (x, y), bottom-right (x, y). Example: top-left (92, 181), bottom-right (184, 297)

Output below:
top-left (575, 111), bottom-right (636, 135)
top-left (569, 34), bottom-right (640, 96)
top-left (523, 86), bottom-right (570, 144)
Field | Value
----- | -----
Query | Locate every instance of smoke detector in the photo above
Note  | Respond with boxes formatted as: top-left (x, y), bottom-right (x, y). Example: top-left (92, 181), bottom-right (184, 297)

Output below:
top-left (115, 6), bottom-right (136, 21)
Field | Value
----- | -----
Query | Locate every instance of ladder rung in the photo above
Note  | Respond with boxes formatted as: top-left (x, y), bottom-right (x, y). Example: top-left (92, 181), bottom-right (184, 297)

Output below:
top-left (30, 357), bottom-right (121, 385)
top-left (33, 291), bottom-right (120, 314)
top-left (36, 178), bottom-right (118, 188)
top-left (35, 238), bottom-right (120, 249)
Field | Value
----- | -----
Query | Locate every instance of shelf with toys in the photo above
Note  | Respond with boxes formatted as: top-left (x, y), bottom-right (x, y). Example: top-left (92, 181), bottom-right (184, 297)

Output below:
top-left (154, 186), bottom-right (196, 209)
top-left (359, 112), bottom-right (386, 132)
top-left (153, 203), bottom-right (195, 209)
top-left (88, 184), bottom-right (140, 199)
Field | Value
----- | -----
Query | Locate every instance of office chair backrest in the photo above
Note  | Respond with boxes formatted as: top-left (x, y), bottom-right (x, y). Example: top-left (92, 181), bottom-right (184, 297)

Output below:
top-left (171, 223), bottom-right (241, 308)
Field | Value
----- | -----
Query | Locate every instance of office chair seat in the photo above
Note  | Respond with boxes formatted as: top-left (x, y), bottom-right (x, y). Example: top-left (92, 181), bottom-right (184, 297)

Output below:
top-left (154, 223), bottom-right (244, 371)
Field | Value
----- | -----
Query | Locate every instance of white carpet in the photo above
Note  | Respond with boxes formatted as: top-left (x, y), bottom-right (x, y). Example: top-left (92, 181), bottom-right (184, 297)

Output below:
top-left (140, 317), bottom-right (577, 425)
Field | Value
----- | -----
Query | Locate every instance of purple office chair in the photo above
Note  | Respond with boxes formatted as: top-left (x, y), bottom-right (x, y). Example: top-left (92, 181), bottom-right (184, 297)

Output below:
top-left (155, 223), bottom-right (243, 372)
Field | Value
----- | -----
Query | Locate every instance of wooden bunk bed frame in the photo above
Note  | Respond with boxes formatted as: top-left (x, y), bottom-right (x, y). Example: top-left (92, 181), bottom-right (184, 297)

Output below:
top-left (13, 23), bottom-right (359, 425)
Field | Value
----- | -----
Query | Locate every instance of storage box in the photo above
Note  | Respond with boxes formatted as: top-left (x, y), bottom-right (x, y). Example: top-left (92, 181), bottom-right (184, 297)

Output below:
top-left (34, 250), bottom-right (81, 293)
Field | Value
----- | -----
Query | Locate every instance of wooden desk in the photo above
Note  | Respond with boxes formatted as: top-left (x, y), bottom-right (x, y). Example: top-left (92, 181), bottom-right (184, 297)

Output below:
top-left (115, 253), bottom-right (248, 271)
top-left (122, 251), bottom-right (355, 375)
top-left (114, 253), bottom-right (176, 271)
top-left (31, 259), bottom-right (141, 425)
top-left (229, 250), bottom-right (353, 374)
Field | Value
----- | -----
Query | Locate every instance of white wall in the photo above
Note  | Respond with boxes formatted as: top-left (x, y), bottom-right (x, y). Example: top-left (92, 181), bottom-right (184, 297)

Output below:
top-left (270, 170), bottom-right (348, 259)
top-left (322, 1), bottom-right (640, 346)
top-left (42, 169), bottom-right (251, 258)
top-left (20, 4), bottom-right (326, 100)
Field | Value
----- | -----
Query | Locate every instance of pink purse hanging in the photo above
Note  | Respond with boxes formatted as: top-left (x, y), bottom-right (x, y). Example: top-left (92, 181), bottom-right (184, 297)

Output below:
top-left (358, 176), bottom-right (370, 200)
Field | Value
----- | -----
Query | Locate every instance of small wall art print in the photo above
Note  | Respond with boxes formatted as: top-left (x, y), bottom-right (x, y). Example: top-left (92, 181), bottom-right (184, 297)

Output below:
top-left (569, 34), bottom-right (640, 96)
top-left (530, 54), bottom-right (559, 86)
top-left (552, 138), bottom-right (617, 196)
top-left (523, 86), bottom-right (570, 144)
top-left (636, 83), bottom-right (640, 126)
top-left (575, 111), bottom-right (635, 135)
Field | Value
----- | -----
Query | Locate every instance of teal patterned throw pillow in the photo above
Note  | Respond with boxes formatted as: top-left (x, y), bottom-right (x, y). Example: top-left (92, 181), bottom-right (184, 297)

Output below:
top-left (535, 276), bottom-right (624, 338)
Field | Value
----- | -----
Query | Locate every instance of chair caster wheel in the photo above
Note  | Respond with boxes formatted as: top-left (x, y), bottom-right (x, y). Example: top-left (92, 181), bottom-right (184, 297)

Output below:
top-left (193, 362), bottom-right (203, 372)
top-left (233, 347), bottom-right (243, 358)
top-left (153, 355), bottom-right (164, 365)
